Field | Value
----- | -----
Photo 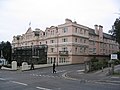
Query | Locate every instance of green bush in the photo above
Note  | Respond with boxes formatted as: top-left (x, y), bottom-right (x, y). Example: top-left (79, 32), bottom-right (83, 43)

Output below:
top-left (90, 58), bottom-right (108, 71)
top-left (3, 65), bottom-right (11, 68)
top-left (114, 59), bottom-right (120, 65)
top-left (0, 65), bottom-right (2, 69)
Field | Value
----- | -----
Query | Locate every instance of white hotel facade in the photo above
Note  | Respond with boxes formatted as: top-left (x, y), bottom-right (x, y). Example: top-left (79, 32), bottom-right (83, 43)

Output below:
top-left (12, 19), bottom-right (119, 65)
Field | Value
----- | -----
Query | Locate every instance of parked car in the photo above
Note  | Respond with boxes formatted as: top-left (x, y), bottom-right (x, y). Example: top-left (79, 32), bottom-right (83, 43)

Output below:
top-left (0, 58), bottom-right (7, 66)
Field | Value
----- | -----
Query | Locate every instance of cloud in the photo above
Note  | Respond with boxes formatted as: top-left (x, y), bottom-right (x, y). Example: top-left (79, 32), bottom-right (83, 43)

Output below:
top-left (0, 0), bottom-right (119, 42)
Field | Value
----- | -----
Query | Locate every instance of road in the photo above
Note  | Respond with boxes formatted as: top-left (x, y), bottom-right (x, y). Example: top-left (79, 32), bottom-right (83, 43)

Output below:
top-left (0, 64), bottom-right (120, 90)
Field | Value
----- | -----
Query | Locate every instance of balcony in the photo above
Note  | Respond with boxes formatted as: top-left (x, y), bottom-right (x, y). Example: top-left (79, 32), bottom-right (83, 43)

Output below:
top-left (59, 51), bottom-right (68, 56)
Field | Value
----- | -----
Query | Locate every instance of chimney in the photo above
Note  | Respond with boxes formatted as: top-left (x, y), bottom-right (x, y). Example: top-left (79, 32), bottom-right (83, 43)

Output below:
top-left (98, 25), bottom-right (103, 41)
top-left (99, 25), bottom-right (103, 31)
top-left (65, 18), bottom-right (72, 23)
top-left (94, 24), bottom-right (98, 34)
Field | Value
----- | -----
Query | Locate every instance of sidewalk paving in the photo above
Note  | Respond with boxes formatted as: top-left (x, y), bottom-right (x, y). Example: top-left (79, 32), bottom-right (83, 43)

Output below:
top-left (65, 64), bottom-right (120, 84)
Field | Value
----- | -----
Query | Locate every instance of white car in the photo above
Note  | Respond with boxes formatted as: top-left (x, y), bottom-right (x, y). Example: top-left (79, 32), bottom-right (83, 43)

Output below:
top-left (0, 58), bottom-right (7, 66)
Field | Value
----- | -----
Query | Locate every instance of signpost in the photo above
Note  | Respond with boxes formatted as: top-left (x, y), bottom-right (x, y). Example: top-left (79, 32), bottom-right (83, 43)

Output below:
top-left (111, 54), bottom-right (118, 60)
top-left (109, 54), bottom-right (118, 75)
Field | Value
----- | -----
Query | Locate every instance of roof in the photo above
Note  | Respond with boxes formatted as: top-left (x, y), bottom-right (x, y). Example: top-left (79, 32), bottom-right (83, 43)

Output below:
top-left (89, 28), bottom-right (97, 35)
top-left (103, 33), bottom-right (113, 40)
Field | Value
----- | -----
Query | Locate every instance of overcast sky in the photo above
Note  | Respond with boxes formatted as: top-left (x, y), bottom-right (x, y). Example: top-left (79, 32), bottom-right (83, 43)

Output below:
top-left (0, 0), bottom-right (120, 42)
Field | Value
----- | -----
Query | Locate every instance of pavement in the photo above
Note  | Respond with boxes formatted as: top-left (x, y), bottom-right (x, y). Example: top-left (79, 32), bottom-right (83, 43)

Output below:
top-left (63, 64), bottom-right (120, 84)
top-left (0, 64), bottom-right (120, 90)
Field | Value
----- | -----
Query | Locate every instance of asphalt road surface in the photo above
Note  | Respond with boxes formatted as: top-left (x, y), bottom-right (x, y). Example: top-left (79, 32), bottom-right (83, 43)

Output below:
top-left (0, 64), bottom-right (120, 90)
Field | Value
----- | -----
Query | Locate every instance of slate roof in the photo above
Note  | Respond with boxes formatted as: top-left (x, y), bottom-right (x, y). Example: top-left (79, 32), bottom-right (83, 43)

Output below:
top-left (89, 28), bottom-right (97, 35)
top-left (103, 33), bottom-right (113, 40)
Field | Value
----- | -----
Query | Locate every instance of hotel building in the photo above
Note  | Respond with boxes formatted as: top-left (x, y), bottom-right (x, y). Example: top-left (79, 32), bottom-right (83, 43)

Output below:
top-left (12, 19), bottom-right (119, 65)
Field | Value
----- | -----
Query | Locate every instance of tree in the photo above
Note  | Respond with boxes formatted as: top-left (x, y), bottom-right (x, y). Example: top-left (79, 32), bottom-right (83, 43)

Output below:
top-left (0, 41), bottom-right (12, 64)
top-left (109, 18), bottom-right (120, 46)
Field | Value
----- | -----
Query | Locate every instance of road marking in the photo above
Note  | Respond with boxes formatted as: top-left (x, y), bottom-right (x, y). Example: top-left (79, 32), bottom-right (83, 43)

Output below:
top-left (36, 86), bottom-right (52, 90)
top-left (111, 76), bottom-right (120, 79)
top-left (0, 78), bottom-right (6, 81)
top-left (62, 72), bottom-right (78, 81)
top-left (11, 81), bottom-right (28, 86)
top-left (77, 69), bottom-right (84, 72)
top-left (31, 74), bottom-right (60, 78)
top-left (94, 81), bottom-right (120, 86)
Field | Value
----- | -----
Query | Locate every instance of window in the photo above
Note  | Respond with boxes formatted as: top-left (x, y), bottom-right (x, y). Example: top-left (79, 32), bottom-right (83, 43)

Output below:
top-left (80, 38), bottom-right (82, 43)
top-left (80, 28), bottom-right (83, 34)
top-left (59, 58), bottom-right (61, 63)
top-left (53, 30), bottom-right (54, 35)
top-left (53, 57), bottom-right (56, 63)
top-left (75, 47), bottom-right (77, 53)
top-left (50, 40), bottom-right (54, 43)
top-left (100, 43), bottom-right (103, 48)
top-left (75, 38), bottom-right (77, 42)
top-left (93, 48), bottom-right (96, 53)
top-left (62, 47), bottom-right (67, 51)
top-left (80, 47), bottom-right (82, 53)
top-left (89, 48), bottom-right (93, 53)
top-left (63, 27), bottom-right (68, 33)
top-left (75, 28), bottom-right (77, 33)
top-left (31, 42), bottom-right (33, 45)
top-left (84, 39), bottom-right (86, 43)
top-left (93, 41), bottom-right (95, 45)
top-left (51, 57), bottom-right (52, 64)
top-left (51, 31), bottom-right (52, 35)
top-left (83, 47), bottom-right (87, 53)
top-left (51, 48), bottom-right (54, 52)
top-left (84, 30), bottom-right (86, 35)
top-left (62, 38), bottom-right (68, 42)
top-left (45, 32), bottom-right (47, 36)
top-left (59, 58), bottom-right (66, 63)
top-left (25, 43), bottom-right (27, 45)
top-left (47, 57), bottom-right (50, 64)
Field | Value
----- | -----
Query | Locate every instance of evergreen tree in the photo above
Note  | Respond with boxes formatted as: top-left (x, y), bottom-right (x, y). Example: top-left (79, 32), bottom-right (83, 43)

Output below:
top-left (109, 18), bottom-right (120, 46)
top-left (0, 41), bottom-right (12, 64)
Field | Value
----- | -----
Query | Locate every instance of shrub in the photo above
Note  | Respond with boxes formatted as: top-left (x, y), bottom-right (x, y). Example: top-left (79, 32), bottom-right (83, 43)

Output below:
top-left (90, 58), bottom-right (109, 71)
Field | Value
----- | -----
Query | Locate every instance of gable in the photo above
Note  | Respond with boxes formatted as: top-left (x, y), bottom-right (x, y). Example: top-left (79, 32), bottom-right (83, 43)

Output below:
top-left (26, 27), bottom-right (33, 34)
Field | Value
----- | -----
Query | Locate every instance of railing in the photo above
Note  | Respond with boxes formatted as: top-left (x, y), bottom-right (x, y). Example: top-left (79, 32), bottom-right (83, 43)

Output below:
top-left (59, 51), bottom-right (68, 56)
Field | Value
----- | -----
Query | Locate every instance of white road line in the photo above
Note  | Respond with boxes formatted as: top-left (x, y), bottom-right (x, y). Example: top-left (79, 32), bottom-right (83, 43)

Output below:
top-left (36, 86), bottom-right (52, 90)
top-left (94, 81), bottom-right (120, 86)
top-left (111, 76), bottom-right (120, 79)
top-left (11, 81), bottom-right (28, 86)
top-left (77, 69), bottom-right (84, 72)
top-left (0, 78), bottom-right (6, 81)
top-left (62, 72), bottom-right (78, 81)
